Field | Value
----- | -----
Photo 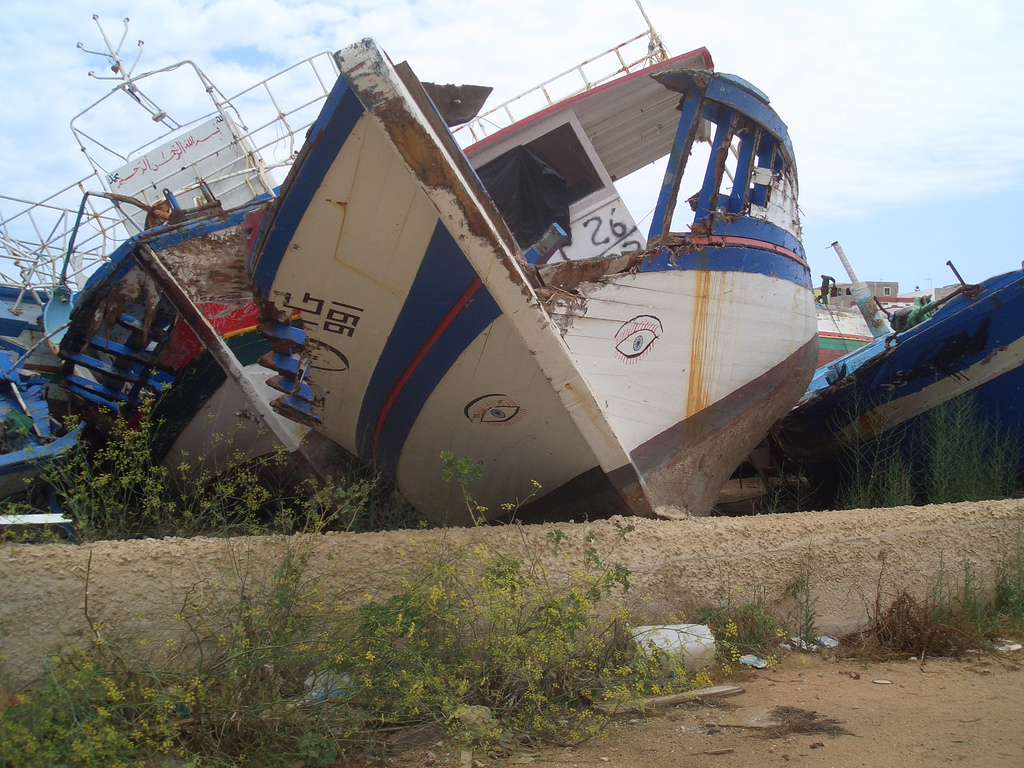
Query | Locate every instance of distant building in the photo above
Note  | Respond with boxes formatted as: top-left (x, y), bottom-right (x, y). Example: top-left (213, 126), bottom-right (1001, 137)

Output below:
top-left (824, 281), bottom-right (963, 314)
top-left (831, 281), bottom-right (899, 310)
top-left (896, 284), bottom-right (961, 304)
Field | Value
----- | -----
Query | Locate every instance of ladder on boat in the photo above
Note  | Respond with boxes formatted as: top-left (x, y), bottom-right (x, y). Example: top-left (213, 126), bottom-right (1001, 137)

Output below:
top-left (61, 300), bottom-right (177, 413)
top-left (257, 321), bottom-right (320, 426)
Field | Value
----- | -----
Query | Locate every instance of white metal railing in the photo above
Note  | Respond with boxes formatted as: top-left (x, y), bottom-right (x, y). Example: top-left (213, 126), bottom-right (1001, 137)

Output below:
top-left (0, 50), bottom-right (339, 304)
top-left (454, 29), bottom-right (668, 146)
top-left (3, 22), bottom-right (671, 305)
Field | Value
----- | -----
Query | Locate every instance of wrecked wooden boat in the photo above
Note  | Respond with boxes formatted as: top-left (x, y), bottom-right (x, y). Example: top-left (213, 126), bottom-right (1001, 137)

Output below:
top-left (775, 266), bottom-right (1024, 493)
top-left (462, 66), bottom-right (818, 517)
top-left (0, 283), bottom-right (76, 501)
top-left (0, 18), bottom-right (349, 491)
top-left (0, 286), bottom-right (65, 386)
top-left (4, 18), bottom-right (815, 520)
top-left (54, 199), bottom-right (314, 476)
top-left (0, 349), bottom-right (80, 499)
top-left (247, 39), bottom-right (816, 522)
top-left (815, 304), bottom-right (872, 367)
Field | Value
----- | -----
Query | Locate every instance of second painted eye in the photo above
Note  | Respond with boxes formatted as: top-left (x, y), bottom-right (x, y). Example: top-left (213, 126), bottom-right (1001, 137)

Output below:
top-left (614, 315), bottom-right (663, 362)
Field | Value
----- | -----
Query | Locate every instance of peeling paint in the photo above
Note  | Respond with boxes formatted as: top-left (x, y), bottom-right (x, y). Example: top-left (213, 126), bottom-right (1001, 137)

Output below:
top-left (149, 223), bottom-right (255, 305)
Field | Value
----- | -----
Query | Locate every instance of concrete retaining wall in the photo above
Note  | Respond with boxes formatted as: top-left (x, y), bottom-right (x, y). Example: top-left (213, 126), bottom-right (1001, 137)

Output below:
top-left (2, 499), bottom-right (1022, 687)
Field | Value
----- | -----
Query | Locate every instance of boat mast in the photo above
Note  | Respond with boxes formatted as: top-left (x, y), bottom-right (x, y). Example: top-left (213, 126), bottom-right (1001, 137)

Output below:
top-left (831, 241), bottom-right (890, 338)
top-left (634, 0), bottom-right (668, 61)
top-left (76, 15), bottom-right (176, 130)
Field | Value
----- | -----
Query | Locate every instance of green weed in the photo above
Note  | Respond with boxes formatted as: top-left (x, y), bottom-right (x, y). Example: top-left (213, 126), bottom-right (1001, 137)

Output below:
top-left (1, 397), bottom-right (424, 541)
top-left (783, 554), bottom-right (819, 648)
top-left (837, 429), bottom-right (914, 510)
top-left (696, 585), bottom-right (786, 662)
top-left (837, 392), bottom-right (1021, 509)
top-left (994, 528), bottom-right (1024, 630)
top-left (0, 461), bottom-right (702, 764)
top-left (858, 547), bottom-right (1024, 659)
top-left (923, 395), bottom-right (1019, 503)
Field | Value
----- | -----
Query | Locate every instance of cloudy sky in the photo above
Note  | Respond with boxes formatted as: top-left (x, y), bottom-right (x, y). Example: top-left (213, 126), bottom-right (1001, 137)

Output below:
top-left (2, 0), bottom-right (1022, 291)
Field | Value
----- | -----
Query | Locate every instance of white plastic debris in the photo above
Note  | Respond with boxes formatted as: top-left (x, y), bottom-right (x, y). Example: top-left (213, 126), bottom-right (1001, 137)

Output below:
top-left (738, 654), bottom-right (768, 668)
top-left (817, 635), bottom-right (840, 648)
top-left (304, 670), bottom-right (351, 701)
top-left (632, 624), bottom-right (716, 672)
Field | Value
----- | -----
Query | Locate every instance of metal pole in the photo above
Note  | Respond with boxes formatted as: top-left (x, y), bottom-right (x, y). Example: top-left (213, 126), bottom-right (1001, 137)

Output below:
top-left (831, 241), bottom-right (890, 338)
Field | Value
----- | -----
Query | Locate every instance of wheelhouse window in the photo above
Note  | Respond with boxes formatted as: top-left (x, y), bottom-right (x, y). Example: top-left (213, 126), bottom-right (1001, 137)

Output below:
top-left (476, 121), bottom-right (605, 248)
top-left (523, 123), bottom-right (603, 204)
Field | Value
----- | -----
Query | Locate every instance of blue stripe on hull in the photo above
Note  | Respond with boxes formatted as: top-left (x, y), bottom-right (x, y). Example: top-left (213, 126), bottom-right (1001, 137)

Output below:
top-left (250, 79), bottom-right (366, 294)
top-left (638, 243), bottom-right (811, 289)
top-left (708, 218), bottom-right (805, 259)
top-left (356, 221), bottom-right (501, 475)
top-left (373, 291), bottom-right (501, 478)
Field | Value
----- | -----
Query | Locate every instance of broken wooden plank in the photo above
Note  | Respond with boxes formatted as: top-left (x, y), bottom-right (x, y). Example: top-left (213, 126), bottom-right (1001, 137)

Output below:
top-left (595, 684), bottom-right (744, 715)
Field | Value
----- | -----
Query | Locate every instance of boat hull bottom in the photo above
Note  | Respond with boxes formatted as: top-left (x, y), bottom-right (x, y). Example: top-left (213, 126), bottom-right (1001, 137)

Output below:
top-left (635, 337), bottom-right (818, 517)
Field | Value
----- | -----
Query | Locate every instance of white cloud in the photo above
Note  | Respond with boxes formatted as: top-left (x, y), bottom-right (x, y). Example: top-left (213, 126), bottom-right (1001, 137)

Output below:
top-left (3, 0), bottom-right (1023, 269)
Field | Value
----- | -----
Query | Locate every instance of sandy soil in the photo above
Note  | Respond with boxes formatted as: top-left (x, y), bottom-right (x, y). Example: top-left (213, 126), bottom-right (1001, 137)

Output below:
top-left (391, 650), bottom-right (1024, 768)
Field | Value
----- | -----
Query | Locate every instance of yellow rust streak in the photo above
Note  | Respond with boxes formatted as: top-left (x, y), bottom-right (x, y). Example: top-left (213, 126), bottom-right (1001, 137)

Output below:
top-left (687, 270), bottom-right (715, 418)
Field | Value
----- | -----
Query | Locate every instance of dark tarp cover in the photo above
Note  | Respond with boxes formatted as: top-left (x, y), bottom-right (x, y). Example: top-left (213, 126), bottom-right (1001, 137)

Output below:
top-left (476, 146), bottom-right (571, 249)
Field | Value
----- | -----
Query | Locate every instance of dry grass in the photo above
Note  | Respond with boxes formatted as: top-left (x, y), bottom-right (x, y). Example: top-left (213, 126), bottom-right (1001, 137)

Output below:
top-left (757, 706), bottom-right (853, 739)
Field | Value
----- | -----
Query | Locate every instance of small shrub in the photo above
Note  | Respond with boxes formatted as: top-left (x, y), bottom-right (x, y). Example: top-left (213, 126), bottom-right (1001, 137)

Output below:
top-left (696, 587), bottom-right (785, 661)
top-left (784, 554), bottom-right (818, 647)
top-left (994, 528), bottom-right (1024, 630)
top-left (0, 647), bottom-right (183, 768)
top-left (837, 430), bottom-right (914, 510)
top-left (835, 392), bottom-right (1021, 509)
top-left (924, 395), bottom-right (1019, 503)
top-left (7, 397), bottom-right (422, 541)
top-left (1, 461), bottom-right (705, 764)
top-left (857, 553), bottom-right (1024, 659)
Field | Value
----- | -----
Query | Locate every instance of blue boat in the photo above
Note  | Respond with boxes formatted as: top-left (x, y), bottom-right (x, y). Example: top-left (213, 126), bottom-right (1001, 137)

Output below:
top-left (0, 349), bottom-right (81, 499)
top-left (775, 266), bottom-right (1024, 492)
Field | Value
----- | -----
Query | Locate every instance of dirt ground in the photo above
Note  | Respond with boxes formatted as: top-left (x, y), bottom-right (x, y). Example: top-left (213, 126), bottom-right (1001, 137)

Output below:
top-left (390, 650), bottom-right (1024, 768)
top-left (3, 500), bottom-right (1023, 767)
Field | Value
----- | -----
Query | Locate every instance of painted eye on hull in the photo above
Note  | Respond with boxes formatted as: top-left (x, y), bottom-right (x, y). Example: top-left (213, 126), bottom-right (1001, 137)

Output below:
top-left (617, 329), bottom-right (657, 357)
top-left (614, 315), bottom-right (663, 362)
top-left (480, 405), bottom-right (520, 423)
top-left (306, 339), bottom-right (350, 372)
top-left (464, 394), bottom-right (524, 426)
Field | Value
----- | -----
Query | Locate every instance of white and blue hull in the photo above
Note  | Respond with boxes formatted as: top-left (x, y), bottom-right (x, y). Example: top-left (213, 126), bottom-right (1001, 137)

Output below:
top-left (249, 42), bottom-right (651, 522)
